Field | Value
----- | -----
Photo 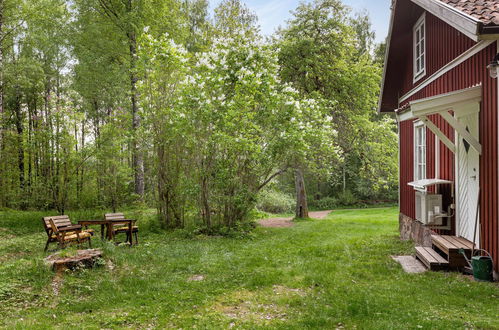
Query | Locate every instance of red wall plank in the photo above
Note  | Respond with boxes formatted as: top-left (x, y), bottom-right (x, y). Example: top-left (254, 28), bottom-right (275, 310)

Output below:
top-left (400, 13), bottom-right (476, 96)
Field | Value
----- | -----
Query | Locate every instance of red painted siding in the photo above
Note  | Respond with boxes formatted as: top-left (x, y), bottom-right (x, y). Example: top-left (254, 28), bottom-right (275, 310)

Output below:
top-left (400, 13), bottom-right (476, 96)
top-left (399, 120), bottom-right (415, 219)
top-left (397, 20), bottom-right (498, 271)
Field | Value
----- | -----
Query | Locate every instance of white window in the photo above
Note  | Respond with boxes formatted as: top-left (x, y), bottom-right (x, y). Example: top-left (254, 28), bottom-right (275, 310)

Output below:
top-left (414, 121), bottom-right (426, 181)
top-left (413, 14), bottom-right (426, 82)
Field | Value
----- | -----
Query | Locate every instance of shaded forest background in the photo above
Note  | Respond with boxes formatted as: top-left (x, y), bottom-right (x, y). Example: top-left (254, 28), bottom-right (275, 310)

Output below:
top-left (0, 0), bottom-right (397, 232)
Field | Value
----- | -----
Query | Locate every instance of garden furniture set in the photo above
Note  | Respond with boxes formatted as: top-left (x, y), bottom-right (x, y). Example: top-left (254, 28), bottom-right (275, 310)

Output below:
top-left (42, 212), bottom-right (138, 251)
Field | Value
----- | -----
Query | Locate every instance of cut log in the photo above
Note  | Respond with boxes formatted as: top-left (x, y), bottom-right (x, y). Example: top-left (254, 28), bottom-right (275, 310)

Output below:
top-left (45, 249), bottom-right (103, 272)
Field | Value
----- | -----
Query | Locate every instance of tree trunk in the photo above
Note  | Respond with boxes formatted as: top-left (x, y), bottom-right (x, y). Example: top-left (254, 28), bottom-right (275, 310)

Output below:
top-left (0, 0), bottom-right (4, 207)
top-left (77, 118), bottom-right (85, 201)
top-left (27, 99), bottom-right (33, 193)
top-left (342, 164), bottom-right (346, 193)
top-left (13, 87), bottom-right (25, 197)
top-left (0, 0), bottom-right (3, 118)
top-left (98, 0), bottom-right (144, 198)
top-left (201, 174), bottom-right (211, 229)
top-left (127, 1), bottom-right (144, 198)
top-left (295, 168), bottom-right (309, 218)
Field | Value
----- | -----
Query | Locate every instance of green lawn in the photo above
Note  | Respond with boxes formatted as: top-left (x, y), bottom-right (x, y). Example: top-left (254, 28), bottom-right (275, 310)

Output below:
top-left (0, 207), bottom-right (498, 329)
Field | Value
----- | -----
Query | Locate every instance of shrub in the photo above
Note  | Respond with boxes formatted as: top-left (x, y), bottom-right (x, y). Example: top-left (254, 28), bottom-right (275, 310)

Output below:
top-left (309, 191), bottom-right (360, 210)
top-left (337, 190), bottom-right (359, 206)
top-left (311, 197), bottom-right (338, 210)
top-left (256, 190), bottom-right (295, 214)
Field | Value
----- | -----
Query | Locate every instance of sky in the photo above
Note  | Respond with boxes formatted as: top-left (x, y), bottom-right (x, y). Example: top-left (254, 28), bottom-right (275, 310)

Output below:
top-left (209, 0), bottom-right (392, 43)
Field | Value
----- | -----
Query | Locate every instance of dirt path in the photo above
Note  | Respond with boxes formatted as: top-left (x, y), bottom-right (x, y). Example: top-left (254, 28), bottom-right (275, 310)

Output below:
top-left (258, 210), bottom-right (332, 228)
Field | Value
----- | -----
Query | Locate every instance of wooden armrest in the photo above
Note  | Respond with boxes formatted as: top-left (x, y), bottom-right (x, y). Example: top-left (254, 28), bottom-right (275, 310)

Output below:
top-left (58, 225), bottom-right (82, 232)
top-left (112, 219), bottom-right (136, 224)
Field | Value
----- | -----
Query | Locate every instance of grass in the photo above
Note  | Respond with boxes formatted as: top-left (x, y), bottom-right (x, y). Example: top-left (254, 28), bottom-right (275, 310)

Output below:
top-left (0, 207), bottom-right (498, 329)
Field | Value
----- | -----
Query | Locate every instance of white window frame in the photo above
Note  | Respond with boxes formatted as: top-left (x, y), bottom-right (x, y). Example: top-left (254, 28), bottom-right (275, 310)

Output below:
top-left (413, 13), bottom-right (426, 83)
top-left (414, 120), bottom-right (427, 181)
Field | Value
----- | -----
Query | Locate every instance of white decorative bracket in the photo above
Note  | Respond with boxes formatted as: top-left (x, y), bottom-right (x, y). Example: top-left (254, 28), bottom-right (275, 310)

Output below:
top-left (439, 111), bottom-right (482, 155)
top-left (419, 115), bottom-right (456, 153)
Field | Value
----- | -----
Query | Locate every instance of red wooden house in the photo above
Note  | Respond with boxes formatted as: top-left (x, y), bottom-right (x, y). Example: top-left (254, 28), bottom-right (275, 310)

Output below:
top-left (379, 0), bottom-right (499, 277)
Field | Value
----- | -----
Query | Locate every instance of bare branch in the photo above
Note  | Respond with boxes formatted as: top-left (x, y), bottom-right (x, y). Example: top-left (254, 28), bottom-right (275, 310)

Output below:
top-left (97, 0), bottom-right (127, 33)
top-left (257, 168), bottom-right (288, 191)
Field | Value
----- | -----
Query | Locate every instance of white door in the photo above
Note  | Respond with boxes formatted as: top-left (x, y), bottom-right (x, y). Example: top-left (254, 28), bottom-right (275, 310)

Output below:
top-left (456, 109), bottom-right (480, 245)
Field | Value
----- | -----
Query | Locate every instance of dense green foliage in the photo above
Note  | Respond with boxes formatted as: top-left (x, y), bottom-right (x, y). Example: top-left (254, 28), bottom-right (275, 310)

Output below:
top-left (256, 189), bottom-right (295, 214)
top-left (0, 0), bottom-right (397, 230)
top-left (276, 0), bottom-right (398, 204)
top-left (1, 208), bottom-right (498, 328)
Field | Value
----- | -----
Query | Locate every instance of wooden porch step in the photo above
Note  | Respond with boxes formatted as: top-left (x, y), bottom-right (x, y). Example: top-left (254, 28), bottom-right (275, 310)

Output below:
top-left (415, 246), bottom-right (449, 271)
top-left (431, 235), bottom-right (475, 268)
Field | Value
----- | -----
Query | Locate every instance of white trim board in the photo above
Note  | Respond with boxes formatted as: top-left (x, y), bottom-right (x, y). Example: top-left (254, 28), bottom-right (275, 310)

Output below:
top-left (397, 109), bottom-right (414, 122)
top-left (410, 0), bottom-right (480, 41)
top-left (399, 40), bottom-right (494, 104)
top-left (396, 85), bottom-right (482, 123)
top-left (410, 85), bottom-right (482, 116)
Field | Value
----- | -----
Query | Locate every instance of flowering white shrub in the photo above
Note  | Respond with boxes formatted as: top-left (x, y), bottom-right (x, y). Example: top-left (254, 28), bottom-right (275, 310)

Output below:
top-left (138, 31), bottom-right (336, 230)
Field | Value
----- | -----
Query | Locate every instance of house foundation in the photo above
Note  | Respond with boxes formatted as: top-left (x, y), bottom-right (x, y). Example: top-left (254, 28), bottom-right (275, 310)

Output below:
top-left (399, 213), bottom-right (433, 247)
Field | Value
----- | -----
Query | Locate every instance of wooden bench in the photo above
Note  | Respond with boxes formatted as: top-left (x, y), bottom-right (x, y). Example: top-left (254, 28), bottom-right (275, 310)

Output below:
top-left (42, 215), bottom-right (94, 251)
top-left (105, 213), bottom-right (138, 245)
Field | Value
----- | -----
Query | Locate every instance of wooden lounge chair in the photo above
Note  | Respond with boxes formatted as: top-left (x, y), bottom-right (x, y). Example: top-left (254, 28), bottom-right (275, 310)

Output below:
top-left (42, 215), bottom-right (94, 251)
top-left (105, 213), bottom-right (138, 245)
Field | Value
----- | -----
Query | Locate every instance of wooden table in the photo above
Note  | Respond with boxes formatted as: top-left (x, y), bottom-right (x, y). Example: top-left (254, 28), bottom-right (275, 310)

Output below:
top-left (78, 219), bottom-right (136, 245)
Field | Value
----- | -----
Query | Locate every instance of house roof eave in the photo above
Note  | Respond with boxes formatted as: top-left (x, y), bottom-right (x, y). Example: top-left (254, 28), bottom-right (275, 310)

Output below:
top-left (377, 0), bottom-right (398, 114)
top-left (411, 0), bottom-right (480, 42)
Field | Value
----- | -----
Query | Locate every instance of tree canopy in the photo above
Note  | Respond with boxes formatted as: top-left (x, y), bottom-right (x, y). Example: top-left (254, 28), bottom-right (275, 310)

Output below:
top-left (0, 0), bottom-right (397, 230)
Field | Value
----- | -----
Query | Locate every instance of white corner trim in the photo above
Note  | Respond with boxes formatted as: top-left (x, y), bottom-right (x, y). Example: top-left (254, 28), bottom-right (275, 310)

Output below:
top-left (435, 133), bottom-right (440, 179)
top-left (399, 41), bottom-right (494, 103)
top-left (410, 0), bottom-right (479, 41)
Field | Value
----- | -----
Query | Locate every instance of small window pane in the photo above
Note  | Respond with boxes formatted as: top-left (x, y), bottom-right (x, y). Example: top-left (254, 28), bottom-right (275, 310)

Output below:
top-left (414, 123), bottom-right (426, 180)
top-left (414, 16), bottom-right (426, 79)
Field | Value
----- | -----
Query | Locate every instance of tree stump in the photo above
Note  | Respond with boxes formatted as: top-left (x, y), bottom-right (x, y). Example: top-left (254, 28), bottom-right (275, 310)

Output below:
top-left (45, 249), bottom-right (103, 272)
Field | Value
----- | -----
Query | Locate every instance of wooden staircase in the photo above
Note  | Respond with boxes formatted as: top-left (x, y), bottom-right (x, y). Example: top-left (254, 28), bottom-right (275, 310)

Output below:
top-left (415, 235), bottom-right (475, 271)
